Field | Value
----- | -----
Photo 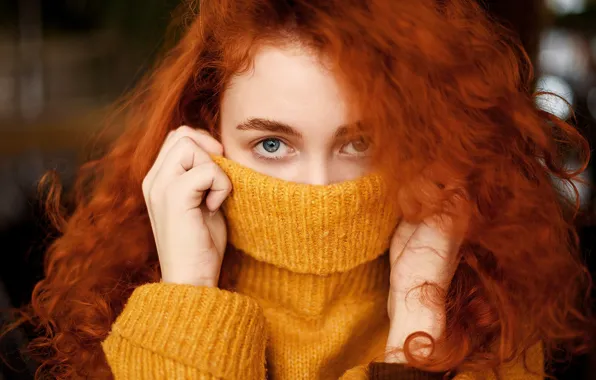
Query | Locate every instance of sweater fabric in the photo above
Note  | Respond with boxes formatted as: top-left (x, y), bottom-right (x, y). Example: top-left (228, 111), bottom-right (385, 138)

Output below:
top-left (102, 156), bottom-right (543, 379)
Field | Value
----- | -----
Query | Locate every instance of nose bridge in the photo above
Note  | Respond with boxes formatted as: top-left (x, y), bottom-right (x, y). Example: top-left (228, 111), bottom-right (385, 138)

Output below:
top-left (303, 156), bottom-right (330, 185)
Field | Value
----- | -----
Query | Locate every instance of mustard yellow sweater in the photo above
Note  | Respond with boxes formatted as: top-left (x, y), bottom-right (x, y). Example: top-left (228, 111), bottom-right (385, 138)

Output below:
top-left (102, 157), bottom-right (544, 379)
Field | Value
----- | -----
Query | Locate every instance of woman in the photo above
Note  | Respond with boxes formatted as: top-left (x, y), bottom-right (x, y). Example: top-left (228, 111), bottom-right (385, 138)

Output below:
top-left (10, 0), bottom-right (593, 379)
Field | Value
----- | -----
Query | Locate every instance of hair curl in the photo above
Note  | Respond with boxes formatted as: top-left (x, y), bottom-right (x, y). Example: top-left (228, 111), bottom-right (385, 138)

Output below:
top-left (3, 0), bottom-right (593, 378)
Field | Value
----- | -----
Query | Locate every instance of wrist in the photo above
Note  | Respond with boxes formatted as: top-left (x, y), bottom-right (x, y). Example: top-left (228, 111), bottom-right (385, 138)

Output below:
top-left (161, 273), bottom-right (218, 287)
top-left (386, 295), bottom-right (446, 363)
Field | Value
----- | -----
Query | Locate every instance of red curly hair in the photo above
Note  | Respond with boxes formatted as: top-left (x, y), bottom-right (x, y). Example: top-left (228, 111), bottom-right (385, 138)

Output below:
top-left (5, 0), bottom-right (593, 378)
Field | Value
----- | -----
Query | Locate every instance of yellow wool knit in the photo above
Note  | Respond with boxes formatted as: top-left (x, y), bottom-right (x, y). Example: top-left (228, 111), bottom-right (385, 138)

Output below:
top-left (102, 156), bottom-right (544, 379)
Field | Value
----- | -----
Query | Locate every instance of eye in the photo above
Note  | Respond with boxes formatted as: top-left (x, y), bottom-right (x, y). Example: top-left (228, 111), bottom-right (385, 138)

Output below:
top-left (253, 138), bottom-right (294, 160)
top-left (340, 137), bottom-right (371, 156)
top-left (262, 138), bottom-right (281, 152)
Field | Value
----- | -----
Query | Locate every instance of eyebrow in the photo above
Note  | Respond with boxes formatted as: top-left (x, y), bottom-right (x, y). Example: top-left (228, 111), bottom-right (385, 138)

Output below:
top-left (236, 118), bottom-right (358, 139)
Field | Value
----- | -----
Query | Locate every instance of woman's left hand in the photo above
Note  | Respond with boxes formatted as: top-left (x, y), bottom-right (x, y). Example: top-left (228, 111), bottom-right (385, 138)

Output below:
top-left (385, 214), bottom-right (465, 364)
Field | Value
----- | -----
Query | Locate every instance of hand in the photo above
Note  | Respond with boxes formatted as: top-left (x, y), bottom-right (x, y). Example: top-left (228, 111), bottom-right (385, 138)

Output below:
top-left (386, 212), bottom-right (466, 363)
top-left (142, 126), bottom-right (231, 287)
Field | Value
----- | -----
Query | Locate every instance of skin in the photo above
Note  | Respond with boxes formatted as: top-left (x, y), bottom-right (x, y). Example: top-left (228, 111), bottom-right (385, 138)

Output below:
top-left (220, 44), bottom-right (371, 184)
top-left (142, 43), bottom-right (462, 365)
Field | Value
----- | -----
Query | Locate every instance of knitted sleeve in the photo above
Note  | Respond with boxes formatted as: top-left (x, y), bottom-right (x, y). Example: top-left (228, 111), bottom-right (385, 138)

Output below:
top-left (101, 283), bottom-right (267, 379)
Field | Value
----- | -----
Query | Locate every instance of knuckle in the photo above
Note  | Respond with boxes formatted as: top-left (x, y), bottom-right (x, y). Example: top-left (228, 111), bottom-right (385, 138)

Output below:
top-left (176, 136), bottom-right (197, 150)
top-left (218, 169), bottom-right (232, 188)
top-left (195, 127), bottom-right (215, 139)
top-left (220, 168), bottom-right (232, 185)
top-left (177, 125), bottom-right (193, 133)
top-left (163, 130), bottom-right (176, 143)
top-left (175, 125), bottom-right (198, 141)
top-left (197, 131), bottom-right (223, 154)
top-left (212, 142), bottom-right (224, 155)
top-left (146, 189), bottom-right (159, 207)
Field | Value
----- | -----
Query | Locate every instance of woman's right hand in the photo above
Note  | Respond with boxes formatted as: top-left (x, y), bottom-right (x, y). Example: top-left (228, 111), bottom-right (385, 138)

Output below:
top-left (142, 126), bottom-right (231, 287)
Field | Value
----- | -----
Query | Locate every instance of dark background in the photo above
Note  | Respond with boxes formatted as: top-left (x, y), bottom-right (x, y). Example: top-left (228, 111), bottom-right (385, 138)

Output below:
top-left (1, 0), bottom-right (595, 379)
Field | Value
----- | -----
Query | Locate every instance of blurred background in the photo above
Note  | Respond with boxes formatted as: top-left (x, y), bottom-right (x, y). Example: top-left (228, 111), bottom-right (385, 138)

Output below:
top-left (0, 0), bottom-right (595, 379)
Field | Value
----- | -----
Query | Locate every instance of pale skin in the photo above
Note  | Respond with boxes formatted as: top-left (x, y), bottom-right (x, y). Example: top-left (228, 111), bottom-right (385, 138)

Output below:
top-left (142, 43), bottom-right (462, 365)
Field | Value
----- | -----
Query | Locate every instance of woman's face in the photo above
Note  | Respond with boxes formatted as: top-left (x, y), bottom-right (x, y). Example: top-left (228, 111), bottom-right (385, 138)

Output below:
top-left (220, 44), bottom-right (372, 185)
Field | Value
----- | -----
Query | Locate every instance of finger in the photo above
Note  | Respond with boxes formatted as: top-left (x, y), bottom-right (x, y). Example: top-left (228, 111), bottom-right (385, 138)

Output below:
top-left (145, 126), bottom-right (222, 189)
top-left (144, 127), bottom-right (217, 248)
top-left (152, 129), bottom-right (180, 173)
top-left (204, 167), bottom-right (233, 212)
top-left (147, 136), bottom-right (208, 202)
top-left (170, 162), bottom-right (232, 211)
top-left (192, 128), bottom-right (224, 156)
top-left (143, 130), bottom-right (177, 192)
top-left (157, 136), bottom-right (213, 181)
top-left (166, 126), bottom-right (223, 159)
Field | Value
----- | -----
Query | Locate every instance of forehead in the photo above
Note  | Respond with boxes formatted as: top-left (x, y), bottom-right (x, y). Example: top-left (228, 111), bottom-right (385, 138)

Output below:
top-left (221, 44), bottom-right (353, 134)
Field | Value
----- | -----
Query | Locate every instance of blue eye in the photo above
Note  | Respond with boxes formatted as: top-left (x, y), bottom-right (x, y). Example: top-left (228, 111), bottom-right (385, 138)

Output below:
top-left (253, 138), bottom-right (294, 160)
top-left (261, 138), bottom-right (281, 153)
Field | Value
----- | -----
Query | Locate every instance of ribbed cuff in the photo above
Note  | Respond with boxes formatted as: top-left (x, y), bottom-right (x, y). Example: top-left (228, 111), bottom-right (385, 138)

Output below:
top-left (368, 363), bottom-right (448, 380)
top-left (109, 283), bottom-right (267, 379)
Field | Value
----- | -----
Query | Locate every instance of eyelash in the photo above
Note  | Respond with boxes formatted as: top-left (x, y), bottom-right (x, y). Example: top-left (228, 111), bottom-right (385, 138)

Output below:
top-left (252, 137), bottom-right (291, 161)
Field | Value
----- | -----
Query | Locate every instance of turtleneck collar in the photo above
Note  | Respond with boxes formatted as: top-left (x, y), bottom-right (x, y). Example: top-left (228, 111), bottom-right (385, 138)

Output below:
top-left (213, 156), bottom-right (401, 275)
top-left (212, 156), bottom-right (396, 373)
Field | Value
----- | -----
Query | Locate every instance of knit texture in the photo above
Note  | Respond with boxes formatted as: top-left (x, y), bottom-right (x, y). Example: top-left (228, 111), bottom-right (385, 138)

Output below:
top-left (102, 284), bottom-right (267, 379)
top-left (102, 156), bottom-right (544, 379)
top-left (213, 156), bottom-right (400, 379)
top-left (214, 156), bottom-right (401, 274)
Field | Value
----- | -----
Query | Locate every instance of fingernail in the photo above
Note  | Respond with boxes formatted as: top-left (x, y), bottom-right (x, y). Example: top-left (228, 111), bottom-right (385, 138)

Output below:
top-left (209, 210), bottom-right (217, 217)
